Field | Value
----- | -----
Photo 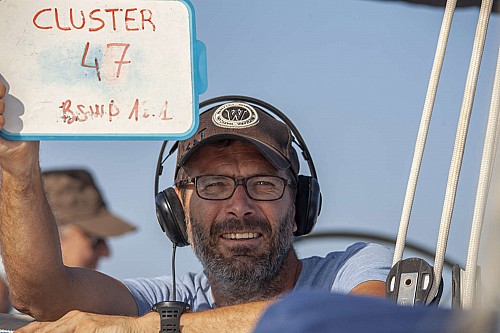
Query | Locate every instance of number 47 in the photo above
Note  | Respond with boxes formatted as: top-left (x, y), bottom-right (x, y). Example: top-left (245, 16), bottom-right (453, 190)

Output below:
top-left (81, 42), bottom-right (131, 81)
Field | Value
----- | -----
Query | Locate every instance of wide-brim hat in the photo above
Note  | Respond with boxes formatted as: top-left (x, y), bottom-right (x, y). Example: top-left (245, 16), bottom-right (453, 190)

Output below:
top-left (42, 169), bottom-right (136, 238)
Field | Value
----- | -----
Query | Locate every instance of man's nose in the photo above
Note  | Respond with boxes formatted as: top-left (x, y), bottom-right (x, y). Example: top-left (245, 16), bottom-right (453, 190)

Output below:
top-left (224, 183), bottom-right (256, 218)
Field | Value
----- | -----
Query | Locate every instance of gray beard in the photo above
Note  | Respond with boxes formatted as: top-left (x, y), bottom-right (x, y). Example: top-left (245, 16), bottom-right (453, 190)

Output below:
top-left (190, 210), bottom-right (295, 306)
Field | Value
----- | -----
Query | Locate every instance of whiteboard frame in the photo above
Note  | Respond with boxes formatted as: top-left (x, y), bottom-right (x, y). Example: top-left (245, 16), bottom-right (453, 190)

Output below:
top-left (0, 0), bottom-right (207, 141)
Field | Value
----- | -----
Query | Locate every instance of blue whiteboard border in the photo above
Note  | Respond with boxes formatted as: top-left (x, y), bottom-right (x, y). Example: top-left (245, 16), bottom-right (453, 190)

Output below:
top-left (0, 0), bottom-right (207, 141)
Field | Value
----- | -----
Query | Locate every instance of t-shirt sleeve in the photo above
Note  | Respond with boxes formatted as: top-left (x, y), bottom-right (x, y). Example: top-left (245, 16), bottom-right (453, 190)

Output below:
top-left (123, 276), bottom-right (174, 316)
top-left (331, 242), bottom-right (393, 294)
top-left (122, 272), bottom-right (214, 315)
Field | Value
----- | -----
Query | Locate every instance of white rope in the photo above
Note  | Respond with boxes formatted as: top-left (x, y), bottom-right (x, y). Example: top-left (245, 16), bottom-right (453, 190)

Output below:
top-left (479, 144), bottom-right (500, 316)
top-left (462, 47), bottom-right (500, 310)
top-left (428, 0), bottom-right (494, 303)
top-left (393, 0), bottom-right (457, 266)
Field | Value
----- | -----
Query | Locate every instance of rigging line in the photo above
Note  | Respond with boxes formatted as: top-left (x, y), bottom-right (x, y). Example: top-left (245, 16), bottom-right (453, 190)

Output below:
top-left (477, 151), bottom-right (500, 324)
top-left (428, 0), bottom-right (494, 303)
top-left (393, 0), bottom-right (458, 265)
top-left (463, 46), bottom-right (500, 310)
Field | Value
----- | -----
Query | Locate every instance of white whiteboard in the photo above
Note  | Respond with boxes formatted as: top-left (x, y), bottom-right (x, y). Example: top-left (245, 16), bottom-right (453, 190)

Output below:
top-left (0, 0), bottom-right (207, 140)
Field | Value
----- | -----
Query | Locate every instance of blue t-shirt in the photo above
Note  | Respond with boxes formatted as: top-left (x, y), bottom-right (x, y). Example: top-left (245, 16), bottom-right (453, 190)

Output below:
top-left (123, 242), bottom-right (392, 315)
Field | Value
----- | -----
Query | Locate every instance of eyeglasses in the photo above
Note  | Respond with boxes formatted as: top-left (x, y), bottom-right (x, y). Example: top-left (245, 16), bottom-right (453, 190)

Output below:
top-left (176, 175), bottom-right (296, 201)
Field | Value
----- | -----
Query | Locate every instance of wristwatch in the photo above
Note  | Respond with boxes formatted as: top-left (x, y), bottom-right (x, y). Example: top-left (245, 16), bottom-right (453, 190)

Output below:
top-left (152, 301), bottom-right (190, 333)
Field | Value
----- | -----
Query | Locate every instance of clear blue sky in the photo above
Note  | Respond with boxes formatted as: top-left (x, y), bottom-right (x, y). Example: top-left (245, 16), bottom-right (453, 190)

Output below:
top-left (36, 0), bottom-right (499, 306)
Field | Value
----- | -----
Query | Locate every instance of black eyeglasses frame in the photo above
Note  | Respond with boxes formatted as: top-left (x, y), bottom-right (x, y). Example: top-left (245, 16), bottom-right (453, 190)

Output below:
top-left (175, 174), bottom-right (296, 201)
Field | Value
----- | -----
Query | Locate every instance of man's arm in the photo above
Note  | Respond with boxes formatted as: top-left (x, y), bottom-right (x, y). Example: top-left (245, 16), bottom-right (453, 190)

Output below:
top-left (0, 82), bottom-right (137, 320)
top-left (350, 280), bottom-right (386, 297)
top-left (16, 300), bottom-right (273, 333)
top-left (14, 283), bottom-right (388, 333)
top-left (178, 281), bottom-right (385, 333)
top-left (331, 242), bottom-right (392, 297)
top-left (180, 300), bottom-right (270, 333)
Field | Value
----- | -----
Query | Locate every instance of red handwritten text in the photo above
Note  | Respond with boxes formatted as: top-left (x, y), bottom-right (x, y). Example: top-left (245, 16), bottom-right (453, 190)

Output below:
top-left (81, 42), bottom-right (131, 81)
top-left (60, 99), bottom-right (172, 124)
top-left (33, 7), bottom-right (156, 32)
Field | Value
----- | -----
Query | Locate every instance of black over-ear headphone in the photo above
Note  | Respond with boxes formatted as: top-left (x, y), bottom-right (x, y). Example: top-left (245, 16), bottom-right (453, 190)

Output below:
top-left (154, 96), bottom-right (322, 247)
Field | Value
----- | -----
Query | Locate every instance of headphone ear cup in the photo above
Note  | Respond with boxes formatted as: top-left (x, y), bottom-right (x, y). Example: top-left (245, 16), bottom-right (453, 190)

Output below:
top-left (294, 175), bottom-right (322, 236)
top-left (155, 187), bottom-right (190, 247)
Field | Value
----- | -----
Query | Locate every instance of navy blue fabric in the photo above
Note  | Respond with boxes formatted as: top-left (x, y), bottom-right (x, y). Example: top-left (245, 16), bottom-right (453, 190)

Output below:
top-left (254, 290), bottom-right (457, 333)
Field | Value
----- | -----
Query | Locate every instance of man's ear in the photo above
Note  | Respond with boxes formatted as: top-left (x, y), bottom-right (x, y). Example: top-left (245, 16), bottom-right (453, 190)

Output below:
top-left (174, 186), bottom-right (183, 203)
top-left (173, 186), bottom-right (189, 216)
top-left (174, 186), bottom-right (191, 225)
top-left (175, 185), bottom-right (193, 206)
top-left (173, 186), bottom-right (193, 245)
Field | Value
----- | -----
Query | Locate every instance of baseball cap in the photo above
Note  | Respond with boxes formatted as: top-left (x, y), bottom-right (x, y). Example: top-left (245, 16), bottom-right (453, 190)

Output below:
top-left (42, 169), bottom-right (136, 238)
top-left (176, 101), bottom-right (300, 177)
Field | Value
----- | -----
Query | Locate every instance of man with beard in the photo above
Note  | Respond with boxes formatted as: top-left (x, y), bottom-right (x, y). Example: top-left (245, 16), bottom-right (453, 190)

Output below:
top-left (0, 81), bottom-right (391, 332)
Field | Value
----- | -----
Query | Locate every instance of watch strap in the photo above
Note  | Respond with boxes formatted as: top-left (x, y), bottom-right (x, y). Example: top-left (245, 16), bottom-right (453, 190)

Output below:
top-left (152, 301), bottom-right (190, 333)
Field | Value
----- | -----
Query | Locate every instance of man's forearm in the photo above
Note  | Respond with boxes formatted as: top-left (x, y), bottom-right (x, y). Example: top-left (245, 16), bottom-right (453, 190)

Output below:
top-left (179, 300), bottom-right (272, 333)
top-left (134, 301), bottom-right (272, 333)
top-left (15, 300), bottom-right (273, 333)
top-left (0, 163), bottom-right (66, 314)
top-left (350, 280), bottom-right (386, 297)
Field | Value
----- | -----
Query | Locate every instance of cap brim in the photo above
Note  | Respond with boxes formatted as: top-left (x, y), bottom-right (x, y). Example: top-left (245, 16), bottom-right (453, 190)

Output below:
top-left (71, 209), bottom-right (136, 238)
top-left (179, 134), bottom-right (291, 171)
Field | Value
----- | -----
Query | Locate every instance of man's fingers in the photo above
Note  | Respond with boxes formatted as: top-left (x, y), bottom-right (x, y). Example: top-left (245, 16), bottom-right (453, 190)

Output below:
top-left (15, 321), bottom-right (46, 333)
top-left (13, 311), bottom-right (132, 333)
top-left (15, 318), bottom-right (73, 333)
top-left (0, 82), bottom-right (5, 131)
top-left (0, 82), bottom-right (5, 98)
top-left (0, 82), bottom-right (5, 115)
top-left (0, 112), bottom-right (5, 129)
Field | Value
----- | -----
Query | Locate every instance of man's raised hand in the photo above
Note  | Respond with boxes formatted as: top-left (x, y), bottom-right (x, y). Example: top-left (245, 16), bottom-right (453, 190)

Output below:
top-left (0, 81), bottom-right (40, 177)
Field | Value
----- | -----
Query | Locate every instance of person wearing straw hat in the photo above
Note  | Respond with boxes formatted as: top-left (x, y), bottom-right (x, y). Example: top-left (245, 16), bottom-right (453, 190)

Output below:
top-left (0, 168), bottom-right (136, 313)
top-left (42, 169), bottom-right (136, 270)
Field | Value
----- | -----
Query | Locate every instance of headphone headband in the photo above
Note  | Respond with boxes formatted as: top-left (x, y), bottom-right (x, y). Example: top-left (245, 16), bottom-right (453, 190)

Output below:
top-left (155, 95), bottom-right (318, 196)
top-left (154, 95), bottom-right (322, 244)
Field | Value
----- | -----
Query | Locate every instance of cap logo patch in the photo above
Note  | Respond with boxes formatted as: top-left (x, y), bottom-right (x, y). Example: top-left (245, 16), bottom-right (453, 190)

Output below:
top-left (212, 102), bottom-right (259, 129)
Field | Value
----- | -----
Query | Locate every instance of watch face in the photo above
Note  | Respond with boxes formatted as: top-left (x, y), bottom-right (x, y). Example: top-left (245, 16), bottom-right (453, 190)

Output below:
top-left (153, 301), bottom-right (190, 312)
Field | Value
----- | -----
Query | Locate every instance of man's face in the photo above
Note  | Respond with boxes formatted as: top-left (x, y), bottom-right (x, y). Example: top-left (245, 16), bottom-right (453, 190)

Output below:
top-left (179, 141), bottom-right (297, 302)
top-left (59, 224), bottom-right (109, 270)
